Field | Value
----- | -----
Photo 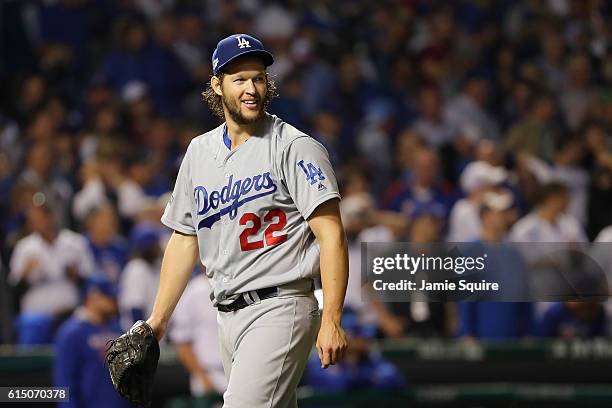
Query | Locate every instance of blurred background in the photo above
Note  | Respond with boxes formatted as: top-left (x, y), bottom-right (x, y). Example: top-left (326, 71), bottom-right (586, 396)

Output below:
top-left (1, 0), bottom-right (612, 407)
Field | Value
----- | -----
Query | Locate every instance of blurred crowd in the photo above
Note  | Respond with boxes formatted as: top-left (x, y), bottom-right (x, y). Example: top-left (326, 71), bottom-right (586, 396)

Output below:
top-left (1, 0), bottom-right (612, 393)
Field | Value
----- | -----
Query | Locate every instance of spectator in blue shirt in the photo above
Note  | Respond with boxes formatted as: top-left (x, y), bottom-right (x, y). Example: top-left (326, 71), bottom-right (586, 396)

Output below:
top-left (382, 146), bottom-right (454, 221)
top-left (538, 302), bottom-right (607, 339)
top-left (53, 275), bottom-right (133, 408)
top-left (458, 190), bottom-right (534, 341)
top-left (85, 204), bottom-right (128, 283)
top-left (302, 307), bottom-right (403, 392)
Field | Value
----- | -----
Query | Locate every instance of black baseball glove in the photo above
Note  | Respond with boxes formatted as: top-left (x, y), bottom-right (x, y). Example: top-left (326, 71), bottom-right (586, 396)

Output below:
top-left (105, 320), bottom-right (160, 407)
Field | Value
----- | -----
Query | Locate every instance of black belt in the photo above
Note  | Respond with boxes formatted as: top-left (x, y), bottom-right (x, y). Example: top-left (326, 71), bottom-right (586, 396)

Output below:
top-left (217, 286), bottom-right (279, 312)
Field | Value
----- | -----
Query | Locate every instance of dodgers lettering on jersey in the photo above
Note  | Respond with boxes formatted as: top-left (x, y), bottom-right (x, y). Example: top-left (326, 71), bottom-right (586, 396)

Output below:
top-left (194, 172), bottom-right (277, 229)
top-left (161, 114), bottom-right (340, 303)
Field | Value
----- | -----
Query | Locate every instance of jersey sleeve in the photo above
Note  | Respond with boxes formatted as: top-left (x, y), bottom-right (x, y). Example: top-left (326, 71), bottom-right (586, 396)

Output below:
top-left (161, 144), bottom-right (196, 235)
top-left (280, 136), bottom-right (341, 219)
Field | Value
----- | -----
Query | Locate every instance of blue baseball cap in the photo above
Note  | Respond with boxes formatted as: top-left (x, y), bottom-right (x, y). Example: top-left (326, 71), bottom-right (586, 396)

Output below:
top-left (84, 274), bottom-right (118, 299)
top-left (129, 223), bottom-right (160, 252)
top-left (212, 34), bottom-right (274, 76)
top-left (409, 201), bottom-right (446, 221)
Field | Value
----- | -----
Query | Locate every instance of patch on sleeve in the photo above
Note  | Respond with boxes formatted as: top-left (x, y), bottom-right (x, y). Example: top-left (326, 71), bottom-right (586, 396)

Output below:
top-left (297, 160), bottom-right (327, 191)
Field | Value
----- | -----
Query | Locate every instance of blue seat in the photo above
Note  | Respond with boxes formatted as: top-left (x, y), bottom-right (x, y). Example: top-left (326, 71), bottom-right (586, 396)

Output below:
top-left (15, 312), bottom-right (53, 346)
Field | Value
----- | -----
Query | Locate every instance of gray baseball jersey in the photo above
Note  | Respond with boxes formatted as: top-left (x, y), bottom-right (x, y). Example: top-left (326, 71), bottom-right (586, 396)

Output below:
top-left (161, 113), bottom-right (340, 303)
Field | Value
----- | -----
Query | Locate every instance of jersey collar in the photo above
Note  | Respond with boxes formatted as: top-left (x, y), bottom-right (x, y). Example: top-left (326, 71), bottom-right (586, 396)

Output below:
top-left (214, 124), bottom-right (233, 168)
top-left (222, 125), bottom-right (232, 150)
top-left (214, 114), bottom-right (272, 167)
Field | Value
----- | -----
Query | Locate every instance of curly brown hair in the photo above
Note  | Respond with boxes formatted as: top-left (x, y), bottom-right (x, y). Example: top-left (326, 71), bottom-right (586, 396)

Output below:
top-left (201, 73), bottom-right (278, 119)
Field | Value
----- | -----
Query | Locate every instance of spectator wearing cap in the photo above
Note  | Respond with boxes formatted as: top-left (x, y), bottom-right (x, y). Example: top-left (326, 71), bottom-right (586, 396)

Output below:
top-left (408, 201), bottom-right (446, 243)
top-left (118, 223), bottom-right (161, 329)
top-left (53, 275), bottom-right (133, 408)
top-left (457, 190), bottom-right (534, 341)
top-left (9, 204), bottom-right (95, 344)
top-left (447, 160), bottom-right (508, 242)
top-left (302, 307), bottom-right (404, 392)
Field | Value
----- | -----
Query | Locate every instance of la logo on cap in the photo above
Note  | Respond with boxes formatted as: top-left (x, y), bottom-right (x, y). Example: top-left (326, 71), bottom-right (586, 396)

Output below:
top-left (236, 35), bottom-right (251, 49)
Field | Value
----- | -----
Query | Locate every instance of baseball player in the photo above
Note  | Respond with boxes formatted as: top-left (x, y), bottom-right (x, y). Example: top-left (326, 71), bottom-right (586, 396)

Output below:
top-left (145, 33), bottom-right (349, 407)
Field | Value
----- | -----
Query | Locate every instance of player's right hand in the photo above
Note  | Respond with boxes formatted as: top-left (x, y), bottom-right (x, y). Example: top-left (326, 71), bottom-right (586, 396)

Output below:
top-left (316, 318), bottom-right (348, 369)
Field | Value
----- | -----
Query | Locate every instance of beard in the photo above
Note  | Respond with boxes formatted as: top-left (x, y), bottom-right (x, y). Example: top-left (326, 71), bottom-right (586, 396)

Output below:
top-left (222, 94), bottom-right (266, 125)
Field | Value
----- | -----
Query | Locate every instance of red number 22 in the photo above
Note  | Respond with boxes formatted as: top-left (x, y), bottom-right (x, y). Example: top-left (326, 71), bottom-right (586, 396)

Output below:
top-left (239, 209), bottom-right (287, 251)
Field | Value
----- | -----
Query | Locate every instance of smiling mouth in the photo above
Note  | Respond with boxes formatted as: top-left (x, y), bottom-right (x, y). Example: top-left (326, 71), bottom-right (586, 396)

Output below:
top-left (242, 100), bottom-right (259, 109)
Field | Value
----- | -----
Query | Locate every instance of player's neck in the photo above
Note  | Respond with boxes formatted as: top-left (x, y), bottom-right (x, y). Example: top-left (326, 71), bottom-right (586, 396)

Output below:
top-left (225, 118), bottom-right (263, 149)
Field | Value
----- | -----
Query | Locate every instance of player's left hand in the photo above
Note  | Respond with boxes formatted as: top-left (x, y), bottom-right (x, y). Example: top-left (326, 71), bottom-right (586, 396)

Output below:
top-left (316, 318), bottom-right (348, 369)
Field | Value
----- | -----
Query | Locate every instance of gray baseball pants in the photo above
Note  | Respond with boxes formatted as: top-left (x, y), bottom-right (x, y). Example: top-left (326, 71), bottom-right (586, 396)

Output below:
top-left (217, 281), bottom-right (320, 408)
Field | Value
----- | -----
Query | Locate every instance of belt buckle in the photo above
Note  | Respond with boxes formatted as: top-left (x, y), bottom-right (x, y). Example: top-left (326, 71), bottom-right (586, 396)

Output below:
top-left (218, 298), bottom-right (241, 313)
top-left (242, 290), bottom-right (261, 306)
